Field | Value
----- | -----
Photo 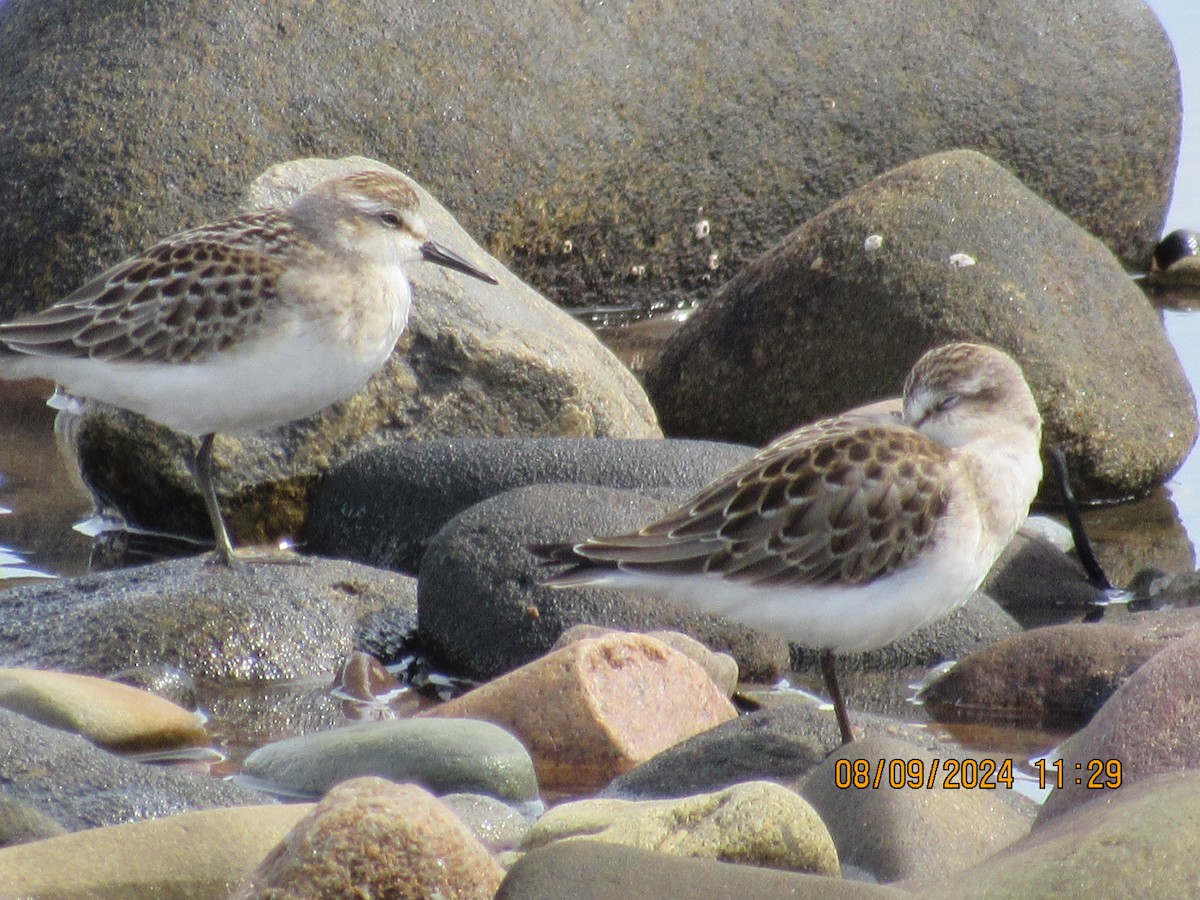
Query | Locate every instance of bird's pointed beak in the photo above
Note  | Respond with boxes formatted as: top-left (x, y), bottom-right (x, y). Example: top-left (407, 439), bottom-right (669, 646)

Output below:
top-left (420, 240), bottom-right (498, 284)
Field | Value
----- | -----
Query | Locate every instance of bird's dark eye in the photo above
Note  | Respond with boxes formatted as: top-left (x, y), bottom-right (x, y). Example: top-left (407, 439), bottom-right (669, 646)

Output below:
top-left (935, 394), bottom-right (960, 413)
top-left (379, 211), bottom-right (402, 228)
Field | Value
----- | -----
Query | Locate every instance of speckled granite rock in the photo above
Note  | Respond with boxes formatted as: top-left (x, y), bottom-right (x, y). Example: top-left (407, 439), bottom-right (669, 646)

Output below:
top-left (0, 0), bottom-right (1175, 322)
top-left (234, 779), bottom-right (504, 899)
top-left (0, 555), bottom-right (416, 682)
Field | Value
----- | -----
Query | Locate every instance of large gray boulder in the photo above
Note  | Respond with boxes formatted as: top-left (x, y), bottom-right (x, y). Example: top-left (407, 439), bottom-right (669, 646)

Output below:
top-left (644, 150), bottom-right (1197, 501)
top-left (0, 0), bottom-right (1178, 322)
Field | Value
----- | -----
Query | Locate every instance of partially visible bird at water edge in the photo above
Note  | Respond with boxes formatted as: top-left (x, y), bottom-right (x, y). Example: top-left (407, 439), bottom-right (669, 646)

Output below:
top-left (0, 169), bottom-right (498, 566)
top-left (530, 342), bottom-right (1043, 744)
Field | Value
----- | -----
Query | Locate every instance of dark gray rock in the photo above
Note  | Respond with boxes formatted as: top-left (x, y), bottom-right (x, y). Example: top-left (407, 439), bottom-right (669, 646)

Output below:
top-left (0, 709), bottom-right (268, 832)
top-left (59, 158), bottom-right (659, 551)
top-left (496, 839), bottom-right (905, 899)
top-left (307, 436), bottom-right (754, 573)
top-left (643, 150), bottom-right (1197, 501)
top-left (417, 483), bottom-right (790, 681)
top-left (0, 555), bottom-right (417, 682)
top-left (238, 718), bottom-right (540, 804)
top-left (0, 0), bottom-right (1175, 323)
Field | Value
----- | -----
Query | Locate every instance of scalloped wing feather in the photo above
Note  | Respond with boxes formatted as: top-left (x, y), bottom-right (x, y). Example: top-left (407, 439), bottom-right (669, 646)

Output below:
top-left (546, 417), bottom-right (952, 589)
top-left (0, 210), bottom-right (293, 365)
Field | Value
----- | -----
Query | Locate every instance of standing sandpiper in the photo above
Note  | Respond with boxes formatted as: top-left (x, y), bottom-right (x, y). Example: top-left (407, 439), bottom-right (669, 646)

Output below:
top-left (0, 169), bottom-right (497, 566)
top-left (531, 342), bottom-right (1043, 743)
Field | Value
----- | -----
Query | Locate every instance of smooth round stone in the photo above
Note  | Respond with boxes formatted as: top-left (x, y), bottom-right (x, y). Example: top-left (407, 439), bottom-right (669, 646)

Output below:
top-left (498, 839), bottom-right (905, 899)
top-left (239, 717), bottom-right (539, 804)
top-left (644, 149), bottom-right (1196, 501)
top-left (0, 804), bottom-right (309, 899)
top-left (0, 668), bottom-right (207, 753)
top-left (800, 736), bottom-right (1030, 883)
top-left (522, 781), bottom-right (839, 876)
top-left (920, 612), bottom-right (1200, 728)
top-left (307, 435), bottom-right (754, 573)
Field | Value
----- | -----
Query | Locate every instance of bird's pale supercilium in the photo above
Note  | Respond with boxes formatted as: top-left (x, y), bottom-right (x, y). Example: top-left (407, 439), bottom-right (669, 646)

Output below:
top-left (531, 342), bottom-right (1043, 743)
top-left (0, 169), bottom-right (498, 566)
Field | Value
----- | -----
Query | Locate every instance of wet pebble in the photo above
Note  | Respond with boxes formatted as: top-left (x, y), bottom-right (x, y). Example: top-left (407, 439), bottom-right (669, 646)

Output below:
top-left (0, 667), bottom-right (207, 753)
top-left (0, 804), bottom-right (309, 898)
top-left (921, 609), bottom-right (1200, 728)
top-left (239, 717), bottom-right (539, 805)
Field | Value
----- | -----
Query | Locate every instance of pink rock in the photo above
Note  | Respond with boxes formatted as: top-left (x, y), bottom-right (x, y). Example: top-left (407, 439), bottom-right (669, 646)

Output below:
top-left (422, 632), bottom-right (737, 789)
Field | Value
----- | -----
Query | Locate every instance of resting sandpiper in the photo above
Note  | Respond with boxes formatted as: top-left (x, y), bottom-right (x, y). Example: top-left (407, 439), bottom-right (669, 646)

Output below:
top-left (0, 169), bottom-right (497, 565)
top-left (532, 342), bottom-right (1043, 743)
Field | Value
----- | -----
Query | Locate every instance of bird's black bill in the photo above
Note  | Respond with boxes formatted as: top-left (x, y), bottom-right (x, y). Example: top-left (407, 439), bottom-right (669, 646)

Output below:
top-left (421, 240), bottom-right (498, 284)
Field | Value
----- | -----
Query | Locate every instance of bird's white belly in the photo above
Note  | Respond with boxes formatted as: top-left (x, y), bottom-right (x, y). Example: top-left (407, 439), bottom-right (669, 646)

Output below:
top-left (7, 267), bottom-right (411, 436)
top-left (13, 312), bottom-right (404, 436)
top-left (593, 517), bottom-right (998, 653)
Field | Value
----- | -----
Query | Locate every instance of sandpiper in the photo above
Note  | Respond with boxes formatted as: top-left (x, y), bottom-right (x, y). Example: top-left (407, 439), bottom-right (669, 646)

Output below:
top-left (0, 169), bottom-right (497, 565)
top-left (532, 342), bottom-right (1043, 743)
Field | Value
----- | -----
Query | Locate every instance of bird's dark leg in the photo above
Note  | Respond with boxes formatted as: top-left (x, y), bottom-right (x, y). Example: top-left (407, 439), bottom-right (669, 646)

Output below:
top-left (820, 649), bottom-right (855, 745)
top-left (195, 433), bottom-right (237, 567)
top-left (1048, 445), bottom-right (1117, 622)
